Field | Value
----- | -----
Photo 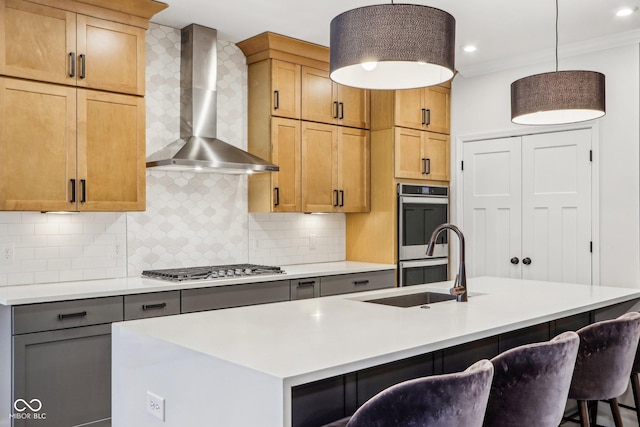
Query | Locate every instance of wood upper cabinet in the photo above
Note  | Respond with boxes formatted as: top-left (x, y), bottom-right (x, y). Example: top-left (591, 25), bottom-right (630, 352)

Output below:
top-left (395, 86), bottom-right (449, 134)
top-left (0, 0), bottom-right (146, 95)
top-left (302, 122), bottom-right (369, 213)
top-left (301, 66), bottom-right (369, 129)
top-left (271, 59), bottom-right (301, 119)
top-left (248, 117), bottom-right (301, 212)
top-left (395, 127), bottom-right (449, 182)
top-left (0, 78), bottom-right (145, 211)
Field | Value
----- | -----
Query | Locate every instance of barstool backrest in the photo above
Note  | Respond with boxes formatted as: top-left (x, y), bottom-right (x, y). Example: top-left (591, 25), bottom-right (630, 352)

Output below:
top-left (346, 359), bottom-right (494, 427)
top-left (569, 311), bottom-right (640, 401)
top-left (483, 331), bottom-right (580, 427)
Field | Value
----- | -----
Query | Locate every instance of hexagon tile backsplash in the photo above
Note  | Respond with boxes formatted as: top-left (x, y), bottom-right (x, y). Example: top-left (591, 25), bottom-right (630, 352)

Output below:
top-left (0, 23), bottom-right (345, 287)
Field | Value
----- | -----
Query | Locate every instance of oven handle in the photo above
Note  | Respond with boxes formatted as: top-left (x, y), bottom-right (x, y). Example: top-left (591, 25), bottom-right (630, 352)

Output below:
top-left (399, 258), bottom-right (449, 268)
top-left (399, 196), bottom-right (448, 205)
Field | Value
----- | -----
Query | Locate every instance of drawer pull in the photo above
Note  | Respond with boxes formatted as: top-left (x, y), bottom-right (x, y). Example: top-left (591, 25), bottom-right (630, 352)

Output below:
top-left (353, 280), bottom-right (370, 286)
top-left (142, 303), bottom-right (167, 311)
top-left (297, 281), bottom-right (316, 287)
top-left (58, 311), bottom-right (87, 320)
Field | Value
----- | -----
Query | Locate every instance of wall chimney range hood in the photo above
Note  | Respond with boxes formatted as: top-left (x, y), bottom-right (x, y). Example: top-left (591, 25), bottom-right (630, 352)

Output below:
top-left (146, 24), bottom-right (278, 174)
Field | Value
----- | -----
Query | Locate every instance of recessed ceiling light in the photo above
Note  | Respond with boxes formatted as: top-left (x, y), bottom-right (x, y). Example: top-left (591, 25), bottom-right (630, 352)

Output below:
top-left (463, 45), bottom-right (477, 53)
top-left (616, 7), bottom-right (636, 17)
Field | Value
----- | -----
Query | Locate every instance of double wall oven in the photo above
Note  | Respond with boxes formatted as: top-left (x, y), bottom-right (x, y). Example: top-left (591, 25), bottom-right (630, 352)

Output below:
top-left (397, 184), bottom-right (449, 286)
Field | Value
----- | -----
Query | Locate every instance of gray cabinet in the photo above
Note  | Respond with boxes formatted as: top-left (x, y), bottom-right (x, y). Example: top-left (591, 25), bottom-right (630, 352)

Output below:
top-left (181, 280), bottom-right (290, 313)
top-left (319, 270), bottom-right (395, 297)
top-left (124, 291), bottom-right (180, 320)
top-left (11, 297), bottom-right (123, 427)
top-left (290, 278), bottom-right (320, 300)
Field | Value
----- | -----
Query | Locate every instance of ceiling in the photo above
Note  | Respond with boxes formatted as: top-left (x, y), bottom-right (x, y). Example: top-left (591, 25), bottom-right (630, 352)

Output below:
top-left (151, 0), bottom-right (640, 77)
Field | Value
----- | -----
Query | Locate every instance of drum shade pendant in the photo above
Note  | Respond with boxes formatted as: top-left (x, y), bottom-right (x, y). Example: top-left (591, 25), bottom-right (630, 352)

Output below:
top-left (511, 0), bottom-right (605, 125)
top-left (329, 3), bottom-right (455, 90)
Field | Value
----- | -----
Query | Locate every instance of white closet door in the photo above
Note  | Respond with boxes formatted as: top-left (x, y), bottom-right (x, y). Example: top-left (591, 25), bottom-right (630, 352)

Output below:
top-left (521, 129), bottom-right (592, 284)
top-left (463, 137), bottom-right (522, 279)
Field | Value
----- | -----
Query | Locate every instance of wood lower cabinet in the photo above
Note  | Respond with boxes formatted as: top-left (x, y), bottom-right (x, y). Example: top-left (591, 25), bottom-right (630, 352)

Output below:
top-left (302, 122), bottom-right (370, 213)
top-left (395, 127), bottom-right (449, 182)
top-left (0, 0), bottom-right (146, 95)
top-left (0, 78), bottom-right (145, 211)
top-left (301, 66), bottom-right (369, 129)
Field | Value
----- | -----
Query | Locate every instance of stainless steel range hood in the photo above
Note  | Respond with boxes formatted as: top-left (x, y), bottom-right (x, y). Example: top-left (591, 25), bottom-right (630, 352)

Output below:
top-left (146, 24), bottom-right (278, 174)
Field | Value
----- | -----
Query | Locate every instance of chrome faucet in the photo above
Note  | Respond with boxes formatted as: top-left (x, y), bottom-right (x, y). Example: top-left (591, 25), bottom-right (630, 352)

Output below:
top-left (426, 223), bottom-right (467, 302)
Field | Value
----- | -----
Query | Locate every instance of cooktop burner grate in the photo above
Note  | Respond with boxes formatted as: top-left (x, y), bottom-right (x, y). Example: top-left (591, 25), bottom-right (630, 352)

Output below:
top-left (141, 264), bottom-right (285, 282)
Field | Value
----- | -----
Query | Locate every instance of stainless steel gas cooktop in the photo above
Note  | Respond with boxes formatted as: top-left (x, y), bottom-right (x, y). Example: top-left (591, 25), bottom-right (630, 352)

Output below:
top-left (141, 264), bottom-right (285, 282)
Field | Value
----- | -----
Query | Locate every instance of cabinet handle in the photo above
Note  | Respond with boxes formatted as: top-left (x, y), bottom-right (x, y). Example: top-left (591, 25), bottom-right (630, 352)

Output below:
top-left (425, 158), bottom-right (431, 175)
top-left (353, 280), bottom-right (370, 285)
top-left (274, 90), bottom-right (279, 110)
top-left (333, 101), bottom-right (339, 119)
top-left (334, 189), bottom-right (339, 207)
top-left (297, 281), bottom-right (316, 287)
top-left (510, 257), bottom-right (520, 265)
top-left (70, 179), bottom-right (76, 203)
top-left (142, 303), bottom-right (167, 311)
top-left (58, 311), bottom-right (87, 320)
top-left (523, 257), bottom-right (532, 265)
top-left (421, 158), bottom-right (427, 174)
top-left (69, 52), bottom-right (76, 77)
top-left (424, 109), bottom-right (431, 126)
top-left (80, 179), bottom-right (86, 203)
top-left (274, 187), bottom-right (280, 206)
top-left (339, 190), bottom-right (344, 207)
top-left (421, 108), bottom-right (426, 125)
top-left (339, 102), bottom-right (344, 119)
top-left (79, 54), bottom-right (86, 79)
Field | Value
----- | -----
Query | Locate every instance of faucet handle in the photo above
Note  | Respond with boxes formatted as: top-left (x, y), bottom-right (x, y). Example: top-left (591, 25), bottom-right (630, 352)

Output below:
top-left (449, 286), bottom-right (466, 296)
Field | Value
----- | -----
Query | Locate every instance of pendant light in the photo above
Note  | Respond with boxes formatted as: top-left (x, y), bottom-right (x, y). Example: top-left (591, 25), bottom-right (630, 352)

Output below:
top-left (329, 2), bottom-right (455, 90)
top-left (511, 0), bottom-right (605, 125)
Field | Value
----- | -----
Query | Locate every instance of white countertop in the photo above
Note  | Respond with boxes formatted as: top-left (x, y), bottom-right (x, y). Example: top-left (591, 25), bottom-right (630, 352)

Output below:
top-left (0, 261), bottom-right (395, 305)
top-left (113, 277), bottom-right (640, 387)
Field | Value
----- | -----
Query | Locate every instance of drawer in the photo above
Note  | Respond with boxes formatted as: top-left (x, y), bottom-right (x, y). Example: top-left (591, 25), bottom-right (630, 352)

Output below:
top-left (320, 270), bottom-right (395, 297)
top-left (181, 280), bottom-right (290, 313)
top-left (124, 291), bottom-right (181, 320)
top-left (291, 277), bottom-right (320, 300)
top-left (13, 296), bottom-right (123, 335)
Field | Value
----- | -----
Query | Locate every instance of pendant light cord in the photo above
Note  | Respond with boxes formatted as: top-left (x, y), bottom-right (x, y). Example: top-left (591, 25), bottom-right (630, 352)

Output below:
top-left (555, 0), bottom-right (559, 72)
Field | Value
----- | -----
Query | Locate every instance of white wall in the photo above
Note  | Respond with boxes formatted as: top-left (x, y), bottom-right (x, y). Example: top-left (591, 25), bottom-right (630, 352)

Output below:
top-left (451, 43), bottom-right (640, 288)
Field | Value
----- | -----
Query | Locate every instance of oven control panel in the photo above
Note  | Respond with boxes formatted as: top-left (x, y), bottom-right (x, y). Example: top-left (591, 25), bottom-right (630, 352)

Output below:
top-left (398, 184), bottom-right (448, 197)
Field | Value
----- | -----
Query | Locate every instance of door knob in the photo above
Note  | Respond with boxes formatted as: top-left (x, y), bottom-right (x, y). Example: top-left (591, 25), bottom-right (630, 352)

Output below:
top-left (510, 257), bottom-right (519, 265)
top-left (522, 257), bottom-right (532, 265)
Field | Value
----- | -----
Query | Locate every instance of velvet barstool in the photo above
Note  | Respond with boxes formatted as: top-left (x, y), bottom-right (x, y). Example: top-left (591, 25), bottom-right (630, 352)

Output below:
top-left (482, 331), bottom-right (580, 427)
top-left (568, 312), bottom-right (640, 427)
top-left (320, 359), bottom-right (494, 427)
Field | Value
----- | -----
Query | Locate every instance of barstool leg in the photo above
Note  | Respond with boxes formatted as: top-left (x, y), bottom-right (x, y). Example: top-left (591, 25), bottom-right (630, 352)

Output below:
top-left (578, 400), bottom-right (591, 427)
top-left (631, 373), bottom-right (640, 426)
top-left (609, 398), bottom-right (623, 427)
top-left (589, 400), bottom-right (598, 426)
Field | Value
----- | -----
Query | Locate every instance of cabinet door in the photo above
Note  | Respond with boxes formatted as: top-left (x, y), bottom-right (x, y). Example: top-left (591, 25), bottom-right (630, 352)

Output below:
top-left (394, 127), bottom-right (424, 180)
top-left (271, 59), bottom-right (300, 119)
top-left (77, 90), bottom-right (145, 211)
top-left (290, 278), bottom-right (320, 300)
top-left (271, 117), bottom-right (301, 212)
top-left (338, 128), bottom-right (369, 212)
top-left (423, 132), bottom-right (449, 181)
top-left (394, 88), bottom-right (424, 130)
top-left (302, 122), bottom-right (338, 212)
top-left (301, 66), bottom-right (335, 125)
top-left (13, 324), bottom-right (112, 427)
top-left (0, 78), bottom-right (77, 211)
top-left (76, 15), bottom-right (145, 96)
top-left (0, 0), bottom-right (76, 86)
top-left (337, 84), bottom-right (369, 129)
top-left (423, 86), bottom-right (450, 134)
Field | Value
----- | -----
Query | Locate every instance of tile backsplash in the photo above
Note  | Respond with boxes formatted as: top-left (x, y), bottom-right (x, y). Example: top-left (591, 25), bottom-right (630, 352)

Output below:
top-left (0, 22), bottom-right (346, 287)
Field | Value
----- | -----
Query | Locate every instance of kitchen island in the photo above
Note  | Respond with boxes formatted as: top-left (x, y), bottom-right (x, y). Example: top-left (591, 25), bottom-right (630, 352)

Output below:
top-left (112, 277), bottom-right (640, 427)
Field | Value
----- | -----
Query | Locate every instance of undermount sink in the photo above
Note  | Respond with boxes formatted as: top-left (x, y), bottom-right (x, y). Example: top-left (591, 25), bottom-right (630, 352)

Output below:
top-left (363, 291), bottom-right (457, 308)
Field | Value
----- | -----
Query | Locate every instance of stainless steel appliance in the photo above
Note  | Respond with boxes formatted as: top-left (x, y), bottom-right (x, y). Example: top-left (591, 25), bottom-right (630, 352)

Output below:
top-left (397, 184), bottom-right (449, 286)
top-left (142, 264), bottom-right (285, 282)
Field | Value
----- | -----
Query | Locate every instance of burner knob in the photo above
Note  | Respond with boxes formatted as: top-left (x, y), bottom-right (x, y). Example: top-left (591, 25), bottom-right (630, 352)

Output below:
top-left (235, 268), bottom-right (244, 275)
top-left (245, 268), bottom-right (253, 275)
top-left (218, 269), bottom-right (226, 277)
top-left (210, 271), bottom-right (218, 278)
top-left (227, 269), bottom-right (235, 276)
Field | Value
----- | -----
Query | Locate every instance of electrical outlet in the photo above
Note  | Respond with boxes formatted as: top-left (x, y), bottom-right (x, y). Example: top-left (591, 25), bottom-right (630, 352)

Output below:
top-left (0, 244), bottom-right (14, 265)
top-left (146, 391), bottom-right (165, 421)
top-left (309, 234), bottom-right (317, 250)
top-left (111, 242), bottom-right (122, 259)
